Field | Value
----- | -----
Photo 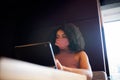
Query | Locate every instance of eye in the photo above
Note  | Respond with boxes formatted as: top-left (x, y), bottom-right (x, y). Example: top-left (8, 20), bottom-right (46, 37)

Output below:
top-left (56, 35), bottom-right (60, 39)
top-left (62, 34), bottom-right (67, 38)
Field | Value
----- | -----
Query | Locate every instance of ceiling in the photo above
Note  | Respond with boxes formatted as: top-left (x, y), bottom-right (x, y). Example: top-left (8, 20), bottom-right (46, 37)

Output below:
top-left (100, 0), bottom-right (120, 5)
top-left (100, 0), bottom-right (120, 23)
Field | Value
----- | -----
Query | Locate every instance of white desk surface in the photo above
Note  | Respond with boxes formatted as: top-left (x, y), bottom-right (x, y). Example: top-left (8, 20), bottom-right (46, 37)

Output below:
top-left (0, 57), bottom-right (86, 80)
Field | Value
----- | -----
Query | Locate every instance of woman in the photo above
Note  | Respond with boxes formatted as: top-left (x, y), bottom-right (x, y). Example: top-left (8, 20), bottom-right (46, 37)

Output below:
top-left (50, 23), bottom-right (93, 80)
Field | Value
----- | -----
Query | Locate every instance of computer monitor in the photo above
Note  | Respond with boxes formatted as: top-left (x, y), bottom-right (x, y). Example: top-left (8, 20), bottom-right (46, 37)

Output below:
top-left (14, 42), bottom-right (57, 68)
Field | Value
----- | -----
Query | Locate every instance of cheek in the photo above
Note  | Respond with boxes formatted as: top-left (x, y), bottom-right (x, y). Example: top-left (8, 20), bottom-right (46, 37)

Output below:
top-left (64, 39), bottom-right (69, 45)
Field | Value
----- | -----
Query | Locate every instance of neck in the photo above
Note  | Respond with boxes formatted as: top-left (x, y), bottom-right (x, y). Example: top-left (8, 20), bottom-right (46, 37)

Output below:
top-left (59, 48), bottom-right (72, 54)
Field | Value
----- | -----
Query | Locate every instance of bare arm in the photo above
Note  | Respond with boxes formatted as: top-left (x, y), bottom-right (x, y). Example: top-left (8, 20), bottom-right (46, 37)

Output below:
top-left (56, 51), bottom-right (93, 80)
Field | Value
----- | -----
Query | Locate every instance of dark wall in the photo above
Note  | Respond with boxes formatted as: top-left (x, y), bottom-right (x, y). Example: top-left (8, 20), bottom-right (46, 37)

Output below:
top-left (1, 1), bottom-right (16, 57)
top-left (1, 0), bottom-right (106, 72)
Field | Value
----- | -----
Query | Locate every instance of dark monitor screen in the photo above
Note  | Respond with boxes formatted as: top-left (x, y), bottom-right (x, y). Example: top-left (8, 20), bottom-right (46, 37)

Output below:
top-left (14, 42), bottom-right (57, 68)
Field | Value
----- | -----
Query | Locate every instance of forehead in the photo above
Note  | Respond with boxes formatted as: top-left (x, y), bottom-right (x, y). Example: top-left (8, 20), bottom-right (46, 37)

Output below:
top-left (56, 29), bottom-right (65, 34)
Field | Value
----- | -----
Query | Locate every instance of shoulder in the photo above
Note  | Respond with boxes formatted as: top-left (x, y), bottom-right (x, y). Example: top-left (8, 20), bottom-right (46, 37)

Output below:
top-left (75, 50), bottom-right (88, 60)
top-left (76, 50), bottom-right (87, 56)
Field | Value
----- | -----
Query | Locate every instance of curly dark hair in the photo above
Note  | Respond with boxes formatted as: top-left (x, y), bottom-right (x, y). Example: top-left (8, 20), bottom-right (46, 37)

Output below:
top-left (49, 23), bottom-right (85, 54)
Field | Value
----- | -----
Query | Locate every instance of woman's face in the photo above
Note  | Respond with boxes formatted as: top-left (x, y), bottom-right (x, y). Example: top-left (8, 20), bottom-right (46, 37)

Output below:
top-left (55, 29), bottom-right (69, 50)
